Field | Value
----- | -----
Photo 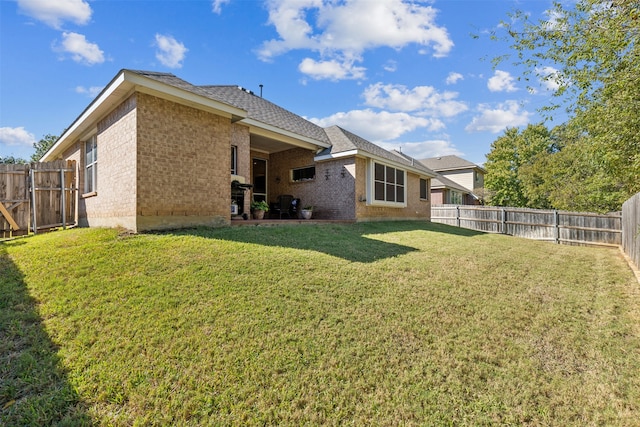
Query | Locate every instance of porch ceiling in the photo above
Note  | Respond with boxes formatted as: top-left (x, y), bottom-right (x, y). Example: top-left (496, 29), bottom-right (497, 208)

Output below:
top-left (250, 133), bottom-right (315, 154)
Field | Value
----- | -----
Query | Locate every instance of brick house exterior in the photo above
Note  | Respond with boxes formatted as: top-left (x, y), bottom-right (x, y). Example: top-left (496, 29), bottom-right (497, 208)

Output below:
top-left (42, 69), bottom-right (436, 231)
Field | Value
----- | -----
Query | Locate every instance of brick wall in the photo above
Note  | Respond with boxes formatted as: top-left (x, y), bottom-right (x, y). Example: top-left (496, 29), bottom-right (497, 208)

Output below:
top-left (135, 93), bottom-right (231, 230)
top-left (68, 94), bottom-right (138, 230)
top-left (232, 124), bottom-right (251, 214)
top-left (354, 157), bottom-right (430, 221)
top-left (267, 149), bottom-right (356, 220)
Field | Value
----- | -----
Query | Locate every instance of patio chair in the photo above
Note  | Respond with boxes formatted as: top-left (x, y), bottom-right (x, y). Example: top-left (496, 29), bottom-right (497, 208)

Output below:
top-left (271, 194), bottom-right (294, 219)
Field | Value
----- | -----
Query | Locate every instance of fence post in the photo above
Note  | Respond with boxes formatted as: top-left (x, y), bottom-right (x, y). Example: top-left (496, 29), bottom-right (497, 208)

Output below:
top-left (501, 208), bottom-right (506, 234)
top-left (456, 205), bottom-right (460, 228)
top-left (554, 210), bottom-right (559, 244)
top-left (29, 168), bottom-right (37, 235)
top-left (60, 168), bottom-right (66, 230)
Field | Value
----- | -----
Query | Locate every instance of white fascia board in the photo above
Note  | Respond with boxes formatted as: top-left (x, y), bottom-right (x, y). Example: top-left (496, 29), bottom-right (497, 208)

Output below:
top-left (317, 149), bottom-right (436, 178)
top-left (41, 70), bottom-right (250, 161)
top-left (125, 71), bottom-right (247, 119)
top-left (42, 71), bottom-right (131, 161)
top-left (243, 118), bottom-right (331, 150)
top-left (314, 149), bottom-right (359, 162)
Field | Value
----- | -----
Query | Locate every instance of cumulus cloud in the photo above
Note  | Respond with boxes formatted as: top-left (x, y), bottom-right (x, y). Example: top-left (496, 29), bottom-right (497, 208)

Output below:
top-left (17, 0), bottom-right (92, 29)
top-left (258, 0), bottom-right (453, 80)
top-left (299, 57), bottom-right (366, 81)
top-left (383, 139), bottom-right (464, 160)
top-left (465, 101), bottom-right (532, 133)
top-left (0, 127), bottom-right (37, 147)
top-left (75, 85), bottom-right (104, 98)
top-left (445, 72), bottom-right (463, 85)
top-left (362, 83), bottom-right (468, 117)
top-left (487, 70), bottom-right (517, 92)
top-left (154, 34), bottom-right (188, 68)
top-left (56, 32), bottom-right (105, 65)
top-left (310, 109), bottom-right (443, 142)
top-left (212, 0), bottom-right (231, 14)
top-left (383, 60), bottom-right (398, 73)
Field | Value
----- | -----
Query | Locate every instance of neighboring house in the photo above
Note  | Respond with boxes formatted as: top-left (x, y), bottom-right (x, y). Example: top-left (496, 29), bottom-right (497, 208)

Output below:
top-left (419, 155), bottom-right (485, 205)
top-left (42, 69), bottom-right (436, 232)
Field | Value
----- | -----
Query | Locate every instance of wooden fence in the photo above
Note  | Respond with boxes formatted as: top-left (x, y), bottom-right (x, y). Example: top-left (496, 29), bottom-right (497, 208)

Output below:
top-left (622, 192), bottom-right (640, 269)
top-left (0, 160), bottom-right (77, 237)
top-left (431, 204), bottom-right (622, 247)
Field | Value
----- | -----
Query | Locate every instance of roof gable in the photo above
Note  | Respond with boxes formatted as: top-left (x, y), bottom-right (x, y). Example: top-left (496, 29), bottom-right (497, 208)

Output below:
top-left (320, 126), bottom-right (435, 177)
top-left (419, 155), bottom-right (485, 173)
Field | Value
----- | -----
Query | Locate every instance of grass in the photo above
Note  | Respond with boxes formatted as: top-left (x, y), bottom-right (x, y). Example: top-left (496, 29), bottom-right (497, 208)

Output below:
top-left (1, 221), bottom-right (639, 426)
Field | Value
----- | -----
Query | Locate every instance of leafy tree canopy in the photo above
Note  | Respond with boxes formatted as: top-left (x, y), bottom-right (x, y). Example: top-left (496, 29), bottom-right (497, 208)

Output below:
top-left (0, 156), bottom-right (28, 164)
top-left (488, 0), bottom-right (639, 211)
top-left (31, 134), bottom-right (59, 162)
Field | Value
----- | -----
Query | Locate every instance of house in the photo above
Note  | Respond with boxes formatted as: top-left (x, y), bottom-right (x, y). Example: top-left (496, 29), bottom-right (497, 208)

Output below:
top-left (42, 69), bottom-right (436, 232)
top-left (419, 155), bottom-right (486, 205)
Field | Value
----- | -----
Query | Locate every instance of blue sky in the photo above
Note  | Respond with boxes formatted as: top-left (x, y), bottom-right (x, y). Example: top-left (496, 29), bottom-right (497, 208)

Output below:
top-left (0, 0), bottom-right (564, 165)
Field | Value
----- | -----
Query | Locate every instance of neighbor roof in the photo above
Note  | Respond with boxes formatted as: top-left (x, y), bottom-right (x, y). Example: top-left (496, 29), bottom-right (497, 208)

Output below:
top-left (419, 155), bottom-right (486, 173)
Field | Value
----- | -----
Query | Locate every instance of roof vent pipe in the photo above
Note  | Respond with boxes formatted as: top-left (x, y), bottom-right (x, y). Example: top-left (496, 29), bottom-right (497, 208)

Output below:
top-left (259, 84), bottom-right (263, 98)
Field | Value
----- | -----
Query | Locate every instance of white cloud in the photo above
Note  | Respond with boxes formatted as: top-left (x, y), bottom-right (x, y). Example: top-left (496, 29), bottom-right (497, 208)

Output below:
top-left (0, 127), bottom-right (37, 147)
top-left (362, 83), bottom-right (468, 117)
top-left (299, 57), bottom-right (366, 81)
top-left (536, 66), bottom-right (562, 91)
top-left (383, 60), bottom-right (398, 73)
top-left (487, 70), bottom-right (517, 92)
top-left (17, 0), bottom-right (92, 29)
top-left (75, 85), bottom-right (104, 98)
top-left (258, 0), bottom-right (453, 80)
top-left (212, 0), bottom-right (231, 14)
top-left (154, 34), bottom-right (188, 68)
top-left (465, 101), bottom-right (532, 133)
top-left (310, 109), bottom-right (443, 141)
top-left (445, 72), bottom-right (463, 85)
top-left (56, 32), bottom-right (105, 65)
top-left (382, 139), bottom-right (464, 160)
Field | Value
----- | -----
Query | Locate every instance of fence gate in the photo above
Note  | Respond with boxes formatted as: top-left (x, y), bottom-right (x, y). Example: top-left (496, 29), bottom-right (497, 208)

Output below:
top-left (0, 160), bottom-right (77, 237)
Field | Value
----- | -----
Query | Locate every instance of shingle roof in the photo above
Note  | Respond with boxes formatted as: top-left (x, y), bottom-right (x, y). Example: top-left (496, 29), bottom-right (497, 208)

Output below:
top-left (200, 85), bottom-right (330, 144)
top-left (321, 126), bottom-right (434, 176)
top-left (128, 70), bottom-right (329, 144)
top-left (419, 155), bottom-right (484, 172)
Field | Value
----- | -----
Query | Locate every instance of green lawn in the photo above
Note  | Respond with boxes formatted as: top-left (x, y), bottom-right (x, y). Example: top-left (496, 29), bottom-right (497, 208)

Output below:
top-left (1, 222), bottom-right (639, 426)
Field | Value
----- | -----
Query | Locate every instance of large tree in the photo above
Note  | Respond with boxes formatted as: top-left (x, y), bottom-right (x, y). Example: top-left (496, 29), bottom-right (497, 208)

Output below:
top-left (31, 134), bottom-right (59, 162)
top-left (484, 123), bottom-right (556, 208)
top-left (495, 0), bottom-right (640, 210)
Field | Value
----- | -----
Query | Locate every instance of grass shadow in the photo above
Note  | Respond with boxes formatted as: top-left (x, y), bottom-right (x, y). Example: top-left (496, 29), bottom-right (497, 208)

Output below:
top-left (160, 220), bottom-right (485, 263)
top-left (0, 244), bottom-right (92, 426)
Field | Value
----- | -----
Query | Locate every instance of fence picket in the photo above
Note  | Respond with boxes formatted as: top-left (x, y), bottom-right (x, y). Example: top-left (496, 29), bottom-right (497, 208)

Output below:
top-left (432, 204), bottom-right (622, 247)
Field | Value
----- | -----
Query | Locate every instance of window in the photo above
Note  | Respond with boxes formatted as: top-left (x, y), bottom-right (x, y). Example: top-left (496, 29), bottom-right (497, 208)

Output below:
top-left (84, 136), bottom-right (97, 194)
top-left (372, 161), bottom-right (405, 205)
top-left (420, 178), bottom-right (428, 200)
top-left (291, 166), bottom-right (315, 182)
top-left (449, 191), bottom-right (463, 205)
top-left (231, 145), bottom-right (237, 175)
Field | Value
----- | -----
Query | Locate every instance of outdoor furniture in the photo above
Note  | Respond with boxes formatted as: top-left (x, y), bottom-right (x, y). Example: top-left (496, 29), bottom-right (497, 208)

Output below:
top-left (271, 195), bottom-right (294, 219)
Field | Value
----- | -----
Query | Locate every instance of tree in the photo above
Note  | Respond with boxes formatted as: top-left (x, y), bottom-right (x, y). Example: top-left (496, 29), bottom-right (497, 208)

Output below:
top-left (0, 156), bottom-right (28, 164)
top-left (484, 123), bottom-right (555, 208)
top-left (495, 0), bottom-right (640, 208)
top-left (31, 134), bottom-right (59, 162)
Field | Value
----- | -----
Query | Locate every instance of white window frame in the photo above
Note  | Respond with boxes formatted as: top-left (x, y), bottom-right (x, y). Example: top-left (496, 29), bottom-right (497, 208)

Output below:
top-left (367, 159), bottom-right (406, 207)
top-left (84, 136), bottom-right (97, 195)
top-left (231, 145), bottom-right (238, 175)
top-left (420, 178), bottom-right (429, 201)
